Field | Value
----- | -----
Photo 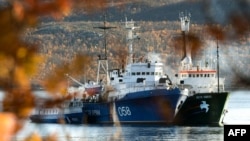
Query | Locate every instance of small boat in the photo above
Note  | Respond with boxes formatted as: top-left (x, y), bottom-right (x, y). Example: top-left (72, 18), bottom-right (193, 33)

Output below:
top-left (30, 99), bottom-right (85, 124)
top-left (173, 13), bottom-right (229, 126)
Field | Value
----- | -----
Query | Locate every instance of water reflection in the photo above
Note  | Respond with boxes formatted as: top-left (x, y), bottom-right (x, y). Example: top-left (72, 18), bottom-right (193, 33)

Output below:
top-left (15, 123), bottom-right (223, 141)
top-left (121, 126), bottom-right (177, 141)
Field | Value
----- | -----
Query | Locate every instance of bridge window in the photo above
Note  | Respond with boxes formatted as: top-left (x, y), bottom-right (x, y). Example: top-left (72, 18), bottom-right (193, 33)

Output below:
top-left (196, 74), bottom-right (199, 77)
top-left (189, 74), bottom-right (191, 77)
top-left (155, 72), bottom-right (158, 75)
top-left (136, 72), bottom-right (140, 75)
top-left (142, 72), bottom-right (145, 75)
top-left (151, 72), bottom-right (154, 75)
top-left (193, 74), bottom-right (195, 77)
top-left (132, 72), bottom-right (135, 75)
top-left (146, 72), bottom-right (150, 75)
top-left (200, 74), bottom-right (203, 77)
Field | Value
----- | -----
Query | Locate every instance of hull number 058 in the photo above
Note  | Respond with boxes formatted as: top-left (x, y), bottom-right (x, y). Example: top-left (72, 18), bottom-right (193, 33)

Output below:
top-left (117, 106), bottom-right (131, 116)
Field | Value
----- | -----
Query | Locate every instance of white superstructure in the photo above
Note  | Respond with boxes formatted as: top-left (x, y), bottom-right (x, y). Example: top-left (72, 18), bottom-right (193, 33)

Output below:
top-left (176, 12), bottom-right (225, 95)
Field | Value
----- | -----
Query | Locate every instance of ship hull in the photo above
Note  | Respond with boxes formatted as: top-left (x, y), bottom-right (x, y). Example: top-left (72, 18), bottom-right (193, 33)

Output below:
top-left (173, 92), bottom-right (229, 126)
top-left (30, 114), bottom-right (63, 123)
top-left (82, 102), bottom-right (111, 124)
top-left (83, 88), bottom-right (187, 124)
top-left (64, 112), bottom-right (85, 124)
top-left (114, 90), bottom-right (186, 124)
top-left (30, 102), bottom-right (85, 124)
top-left (30, 112), bottom-right (85, 124)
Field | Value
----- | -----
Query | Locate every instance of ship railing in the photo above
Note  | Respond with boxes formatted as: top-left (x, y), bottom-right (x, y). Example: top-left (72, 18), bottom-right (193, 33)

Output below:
top-left (36, 108), bottom-right (61, 115)
top-left (125, 81), bottom-right (173, 89)
top-left (129, 84), bottom-right (163, 93)
top-left (227, 87), bottom-right (250, 91)
top-left (116, 83), bottom-right (173, 95)
top-left (107, 81), bottom-right (176, 101)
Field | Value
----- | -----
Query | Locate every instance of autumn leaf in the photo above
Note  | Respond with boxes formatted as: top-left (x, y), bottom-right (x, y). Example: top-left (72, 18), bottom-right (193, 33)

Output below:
top-left (0, 113), bottom-right (17, 141)
top-left (24, 132), bottom-right (42, 141)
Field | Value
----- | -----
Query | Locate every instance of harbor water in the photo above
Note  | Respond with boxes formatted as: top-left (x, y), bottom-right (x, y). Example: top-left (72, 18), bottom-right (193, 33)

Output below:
top-left (11, 90), bottom-right (250, 141)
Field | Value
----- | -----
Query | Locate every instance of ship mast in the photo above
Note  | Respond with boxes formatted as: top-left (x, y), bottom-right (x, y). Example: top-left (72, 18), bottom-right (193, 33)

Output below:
top-left (217, 39), bottom-right (220, 93)
top-left (179, 12), bottom-right (191, 69)
top-left (124, 17), bottom-right (140, 64)
top-left (94, 14), bottom-right (116, 85)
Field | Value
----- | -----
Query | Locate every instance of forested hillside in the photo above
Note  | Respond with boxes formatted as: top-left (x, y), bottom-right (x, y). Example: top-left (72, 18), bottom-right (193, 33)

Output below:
top-left (20, 0), bottom-right (250, 89)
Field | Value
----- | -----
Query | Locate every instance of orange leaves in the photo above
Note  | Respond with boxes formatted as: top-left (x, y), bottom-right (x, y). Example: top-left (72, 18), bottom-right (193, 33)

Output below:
top-left (0, 113), bottom-right (17, 141)
top-left (73, 0), bottom-right (108, 13)
top-left (11, 0), bottom-right (72, 21)
top-left (113, 45), bottom-right (128, 68)
top-left (24, 132), bottom-right (42, 141)
top-left (42, 54), bottom-right (90, 95)
top-left (3, 90), bottom-right (35, 119)
top-left (11, 0), bottom-right (109, 21)
top-left (56, 0), bottom-right (72, 16)
top-left (0, 0), bottom-right (110, 92)
top-left (171, 31), bottom-right (203, 61)
top-left (154, 97), bottom-right (173, 122)
top-left (230, 13), bottom-right (250, 38)
top-left (14, 66), bottom-right (31, 89)
top-left (0, 0), bottom-right (111, 140)
top-left (186, 33), bottom-right (203, 58)
top-left (24, 132), bottom-right (59, 141)
top-left (0, 44), bottom-right (42, 89)
top-left (206, 24), bottom-right (225, 41)
top-left (0, 54), bottom-right (14, 80)
top-left (70, 54), bottom-right (91, 75)
top-left (12, 1), bottom-right (25, 21)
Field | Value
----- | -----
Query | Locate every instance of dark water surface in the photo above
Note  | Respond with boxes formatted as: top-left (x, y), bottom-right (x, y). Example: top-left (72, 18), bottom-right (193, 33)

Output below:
top-left (13, 90), bottom-right (250, 141)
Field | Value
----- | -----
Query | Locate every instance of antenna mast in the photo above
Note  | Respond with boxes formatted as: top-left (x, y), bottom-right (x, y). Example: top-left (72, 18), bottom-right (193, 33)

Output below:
top-left (217, 39), bottom-right (220, 93)
top-left (94, 13), bottom-right (116, 85)
top-left (179, 12), bottom-right (192, 69)
top-left (124, 17), bottom-right (140, 64)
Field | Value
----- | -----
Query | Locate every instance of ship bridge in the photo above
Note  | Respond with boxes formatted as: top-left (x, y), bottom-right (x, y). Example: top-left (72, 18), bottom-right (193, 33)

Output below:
top-left (109, 60), bottom-right (171, 88)
top-left (178, 66), bottom-right (225, 93)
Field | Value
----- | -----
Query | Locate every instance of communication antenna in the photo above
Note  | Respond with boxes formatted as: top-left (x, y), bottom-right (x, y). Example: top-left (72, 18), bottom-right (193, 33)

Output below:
top-left (179, 12), bottom-right (191, 32)
top-left (124, 16), bottom-right (140, 64)
top-left (179, 11), bottom-right (192, 69)
top-left (93, 13), bottom-right (116, 85)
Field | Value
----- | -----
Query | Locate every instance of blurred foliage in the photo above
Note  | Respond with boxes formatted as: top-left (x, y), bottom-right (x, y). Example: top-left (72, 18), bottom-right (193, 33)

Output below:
top-left (0, 0), bottom-right (110, 141)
